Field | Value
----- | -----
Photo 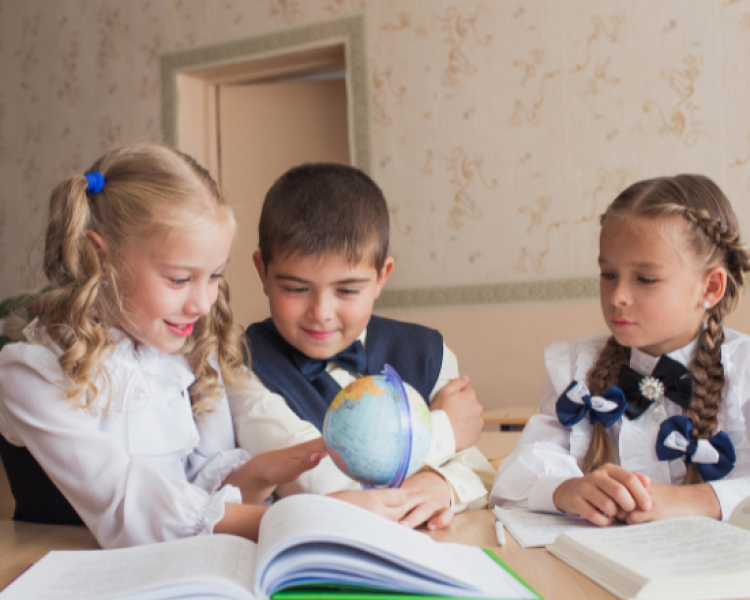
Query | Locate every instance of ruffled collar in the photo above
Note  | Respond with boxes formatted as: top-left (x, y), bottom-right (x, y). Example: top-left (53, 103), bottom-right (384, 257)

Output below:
top-left (629, 335), bottom-right (700, 377)
top-left (108, 327), bottom-right (170, 365)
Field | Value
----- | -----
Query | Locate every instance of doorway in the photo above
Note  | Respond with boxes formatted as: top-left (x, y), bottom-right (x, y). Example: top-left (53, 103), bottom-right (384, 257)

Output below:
top-left (170, 43), bottom-right (354, 328)
top-left (218, 69), bottom-right (350, 327)
top-left (162, 15), bottom-right (369, 327)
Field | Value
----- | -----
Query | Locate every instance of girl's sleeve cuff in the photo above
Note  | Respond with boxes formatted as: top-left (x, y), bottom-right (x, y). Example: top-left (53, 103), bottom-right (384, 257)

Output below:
top-left (190, 449), bottom-right (251, 495)
top-left (528, 476), bottom-right (570, 514)
top-left (708, 479), bottom-right (750, 522)
top-left (199, 483), bottom-right (244, 535)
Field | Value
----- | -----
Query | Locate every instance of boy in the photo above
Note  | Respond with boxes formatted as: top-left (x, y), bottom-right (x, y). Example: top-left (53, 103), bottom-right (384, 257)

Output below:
top-left (228, 163), bottom-right (494, 530)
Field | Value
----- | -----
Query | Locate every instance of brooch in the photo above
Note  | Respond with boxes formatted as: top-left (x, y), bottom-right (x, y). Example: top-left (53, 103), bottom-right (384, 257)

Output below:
top-left (639, 376), bottom-right (665, 401)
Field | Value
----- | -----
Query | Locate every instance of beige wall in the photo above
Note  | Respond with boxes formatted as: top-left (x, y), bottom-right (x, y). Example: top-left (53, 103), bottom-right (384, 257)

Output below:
top-left (380, 300), bottom-right (750, 411)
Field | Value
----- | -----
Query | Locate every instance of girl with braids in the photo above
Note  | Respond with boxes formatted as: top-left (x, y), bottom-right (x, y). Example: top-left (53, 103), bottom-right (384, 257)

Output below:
top-left (0, 143), bottom-right (422, 548)
top-left (492, 174), bottom-right (750, 526)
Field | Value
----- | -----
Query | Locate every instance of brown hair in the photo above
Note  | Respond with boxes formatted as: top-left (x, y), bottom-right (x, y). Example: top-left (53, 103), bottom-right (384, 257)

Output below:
top-left (583, 174), bottom-right (750, 482)
top-left (25, 143), bottom-right (248, 414)
top-left (258, 163), bottom-right (390, 271)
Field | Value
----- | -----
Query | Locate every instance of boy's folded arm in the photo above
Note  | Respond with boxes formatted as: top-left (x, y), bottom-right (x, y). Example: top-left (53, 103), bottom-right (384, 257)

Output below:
top-left (423, 446), bottom-right (495, 511)
top-left (424, 353), bottom-right (459, 461)
top-left (423, 409), bottom-right (456, 465)
top-left (427, 343), bottom-right (483, 455)
top-left (429, 343), bottom-right (460, 399)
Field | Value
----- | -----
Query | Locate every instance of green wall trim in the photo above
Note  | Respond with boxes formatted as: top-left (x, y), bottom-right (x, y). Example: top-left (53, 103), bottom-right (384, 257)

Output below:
top-left (375, 276), bottom-right (600, 310)
top-left (160, 13), bottom-right (370, 173)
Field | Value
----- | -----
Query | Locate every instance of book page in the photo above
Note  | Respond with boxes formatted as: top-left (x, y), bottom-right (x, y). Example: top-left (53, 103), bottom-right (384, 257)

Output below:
top-left (255, 494), bottom-right (537, 599)
top-left (1, 534), bottom-right (257, 600)
top-left (729, 495), bottom-right (750, 531)
top-left (494, 508), bottom-right (610, 547)
top-left (557, 517), bottom-right (750, 579)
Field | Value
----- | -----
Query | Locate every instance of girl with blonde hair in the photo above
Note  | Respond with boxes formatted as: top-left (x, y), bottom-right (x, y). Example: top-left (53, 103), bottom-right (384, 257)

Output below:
top-left (492, 174), bottom-right (750, 525)
top-left (0, 143), bottom-right (422, 548)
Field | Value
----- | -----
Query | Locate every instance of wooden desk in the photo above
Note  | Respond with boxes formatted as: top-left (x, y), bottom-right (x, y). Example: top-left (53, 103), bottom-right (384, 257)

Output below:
top-left (0, 461), bottom-right (13, 521)
top-left (428, 510), bottom-right (619, 600)
top-left (476, 431), bottom-right (522, 461)
top-left (0, 512), bottom-right (620, 600)
top-left (0, 521), bottom-right (99, 589)
top-left (483, 405), bottom-right (539, 431)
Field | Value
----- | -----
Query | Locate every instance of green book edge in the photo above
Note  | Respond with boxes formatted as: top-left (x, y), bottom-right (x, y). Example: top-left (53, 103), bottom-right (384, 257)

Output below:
top-left (270, 548), bottom-right (544, 600)
top-left (482, 549), bottom-right (544, 600)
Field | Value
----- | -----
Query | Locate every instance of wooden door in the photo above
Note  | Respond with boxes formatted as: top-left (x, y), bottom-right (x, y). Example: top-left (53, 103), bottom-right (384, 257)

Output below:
top-left (218, 78), bottom-right (350, 328)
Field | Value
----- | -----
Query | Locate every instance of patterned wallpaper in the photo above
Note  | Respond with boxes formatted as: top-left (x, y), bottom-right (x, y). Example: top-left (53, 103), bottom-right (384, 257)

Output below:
top-left (2, 0), bottom-right (750, 306)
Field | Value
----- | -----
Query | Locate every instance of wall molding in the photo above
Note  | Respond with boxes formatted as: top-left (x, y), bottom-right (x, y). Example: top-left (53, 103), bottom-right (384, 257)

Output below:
top-left (160, 13), bottom-right (371, 173)
top-left (375, 276), bottom-right (600, 310)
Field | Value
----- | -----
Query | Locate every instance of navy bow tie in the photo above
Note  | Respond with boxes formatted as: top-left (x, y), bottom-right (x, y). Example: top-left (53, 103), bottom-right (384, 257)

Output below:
top-left (293, 340), bottom-right (368, 383)
top-left (618, 355), bottom-right (693, 420)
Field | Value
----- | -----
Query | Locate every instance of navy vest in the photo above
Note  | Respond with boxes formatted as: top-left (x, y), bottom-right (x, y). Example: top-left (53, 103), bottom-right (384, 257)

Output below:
top-left (0, 435), bottom-right (83, 525)
top-left (246, 316), bottom-right (444, 431)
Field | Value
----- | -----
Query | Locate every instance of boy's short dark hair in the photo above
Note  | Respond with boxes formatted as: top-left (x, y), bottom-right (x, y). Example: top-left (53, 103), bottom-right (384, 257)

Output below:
top-left (258, 163), bottom-right (390, 271)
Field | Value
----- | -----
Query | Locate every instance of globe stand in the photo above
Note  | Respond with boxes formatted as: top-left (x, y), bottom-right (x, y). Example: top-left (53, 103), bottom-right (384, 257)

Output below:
top-left (362, 364), bottom-right (413, 489)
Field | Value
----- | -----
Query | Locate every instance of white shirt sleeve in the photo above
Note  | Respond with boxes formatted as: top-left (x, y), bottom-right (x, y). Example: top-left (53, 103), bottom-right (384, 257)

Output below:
top-left (227, 371), bottom-right (360, 497)
top-left (707, 331), bottom-right (750, 520)
top-left (0, 343), bottom-right (244, 549)
top-left (490, 374), bottom-right (582, 513)
top-left (423, 343), bottom-right (493, 511)
top-left (186, 404), bottom-right (250, 496)
top-left (423, 343), bottom-right (458, 465)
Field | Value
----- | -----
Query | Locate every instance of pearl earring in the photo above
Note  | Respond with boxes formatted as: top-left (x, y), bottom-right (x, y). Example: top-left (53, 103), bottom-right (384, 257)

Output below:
top-left (703, 300), bottom-right (711, 309)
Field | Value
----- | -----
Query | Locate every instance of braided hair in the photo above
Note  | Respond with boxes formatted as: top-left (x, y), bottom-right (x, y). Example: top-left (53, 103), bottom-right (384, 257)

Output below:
top-left (581, 175), bottom-right (750, 480)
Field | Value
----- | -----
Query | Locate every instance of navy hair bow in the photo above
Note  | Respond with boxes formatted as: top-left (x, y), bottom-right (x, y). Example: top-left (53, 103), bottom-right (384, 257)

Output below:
top-left (556, 380), bottom-right (627, 429)
top-left (618, 355), bottom-right (693, 420)
top-left (656, 415), bottom-right (736, 481)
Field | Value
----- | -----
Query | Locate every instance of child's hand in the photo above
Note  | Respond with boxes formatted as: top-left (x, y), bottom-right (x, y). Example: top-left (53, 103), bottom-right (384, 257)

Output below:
top-left (624, 481), bottom-right (722, 524)
top-left (553, 464), bottom-right (652, 526)
top-left (430, 377), bottom-right (483, 452)
top-left (397, 470), bottom-right (455, 530)
top-left (327, 488), bottom-right (428, 522)
top-left (225, 438), bottom-right (327, 504)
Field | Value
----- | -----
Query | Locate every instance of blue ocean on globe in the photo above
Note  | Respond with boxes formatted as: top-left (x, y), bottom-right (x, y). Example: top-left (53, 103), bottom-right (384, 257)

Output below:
top-left (322, 373), bottom-right (432, 487)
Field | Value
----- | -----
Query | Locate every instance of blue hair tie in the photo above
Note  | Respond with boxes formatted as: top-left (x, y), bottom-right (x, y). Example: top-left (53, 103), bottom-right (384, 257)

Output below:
top-left (85, 171), bottom-right (105, 194)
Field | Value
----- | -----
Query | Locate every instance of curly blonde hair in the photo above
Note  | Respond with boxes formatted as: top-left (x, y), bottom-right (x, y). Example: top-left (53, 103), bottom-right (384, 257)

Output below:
top-left (26, 143), bottom-right (248, 414)
top-left (582, 174), bottom-right (750, 483)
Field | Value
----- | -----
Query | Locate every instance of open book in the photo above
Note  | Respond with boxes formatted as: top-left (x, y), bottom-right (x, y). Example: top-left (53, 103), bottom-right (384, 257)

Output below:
top-left (547, 516), bottom-right (750, 600)
top-left (1, 494), bottom-right (541, 600)
top-left (492, 507), bottom-right (617, 548)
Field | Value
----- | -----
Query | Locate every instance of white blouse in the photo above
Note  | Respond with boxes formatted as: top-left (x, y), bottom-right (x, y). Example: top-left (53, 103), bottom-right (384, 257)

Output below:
top-left (491, 330), bottom-right (750, 521)
top-left (0, 327), bottom-right (249, 548)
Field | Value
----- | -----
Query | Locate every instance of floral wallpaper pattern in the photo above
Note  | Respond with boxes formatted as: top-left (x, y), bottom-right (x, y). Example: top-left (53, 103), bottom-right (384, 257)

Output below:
top-left (2, 0), bottom-right (750, 301)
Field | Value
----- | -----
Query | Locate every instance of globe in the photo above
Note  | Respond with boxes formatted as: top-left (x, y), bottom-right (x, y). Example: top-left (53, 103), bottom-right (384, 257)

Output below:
top-left (322, 365), bottom-right (432, 487)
